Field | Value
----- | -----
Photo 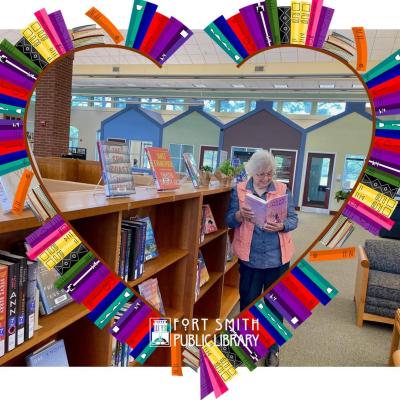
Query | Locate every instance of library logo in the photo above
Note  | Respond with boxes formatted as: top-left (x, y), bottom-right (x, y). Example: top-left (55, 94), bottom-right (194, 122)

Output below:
top-left (149, 318), bottom-right (171, 347)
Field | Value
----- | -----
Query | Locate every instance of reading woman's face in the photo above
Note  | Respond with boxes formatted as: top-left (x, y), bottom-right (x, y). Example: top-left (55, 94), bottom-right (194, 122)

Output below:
top-left (253, 169), bottom-right (274, 190)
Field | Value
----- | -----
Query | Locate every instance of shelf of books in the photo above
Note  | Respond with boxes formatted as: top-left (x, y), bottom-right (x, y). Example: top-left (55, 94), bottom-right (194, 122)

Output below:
top-left (0, 182), bottom-right (240, 367)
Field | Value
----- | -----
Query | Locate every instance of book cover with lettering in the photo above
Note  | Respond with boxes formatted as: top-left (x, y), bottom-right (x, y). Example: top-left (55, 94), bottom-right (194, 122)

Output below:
top-left (145, 147), bottom-right (179, 190)
top-left (202, 204), bottom-right (218, 234)
top-left (245, 193), bottom-right (288, 226)
top-left (25, 339), bottom-right (69, 366)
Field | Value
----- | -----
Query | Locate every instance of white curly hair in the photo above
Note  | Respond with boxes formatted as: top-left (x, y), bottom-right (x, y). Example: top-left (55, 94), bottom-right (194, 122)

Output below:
top-left (245, 150), bottom-right (276, 177)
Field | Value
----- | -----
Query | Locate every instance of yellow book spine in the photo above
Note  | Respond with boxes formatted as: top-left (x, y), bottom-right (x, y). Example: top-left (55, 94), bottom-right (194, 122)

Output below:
top-left (298, 2), bottom-right (311, 45)
top-left (38, 231), bottom-right (81, 269)
top-left (203, 340), bottom-right (238, 382)
top-left (21, 21), bottom-right (60, 63)
top-left (290, 1), bottom-right (301, 44)
top-left (352, 184), bottom-right (397, 218)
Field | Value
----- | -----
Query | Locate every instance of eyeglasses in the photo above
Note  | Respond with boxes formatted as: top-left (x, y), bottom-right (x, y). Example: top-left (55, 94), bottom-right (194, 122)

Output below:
top-left (255, 171), bottom-right (274, 178)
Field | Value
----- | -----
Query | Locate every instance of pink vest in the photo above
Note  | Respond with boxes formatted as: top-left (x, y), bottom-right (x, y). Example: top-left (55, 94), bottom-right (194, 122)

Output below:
top-left (232, 180), bottom-right (295, 265)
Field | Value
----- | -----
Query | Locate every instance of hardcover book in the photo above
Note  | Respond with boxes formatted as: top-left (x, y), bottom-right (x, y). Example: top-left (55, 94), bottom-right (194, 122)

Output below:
top-left (183, 152), bottom-right (201, 188)
top-left (202, 204), bottom-right (218, 234)
top-left (138, 278), bottom-right (165, 314)
top-left (245, 193), bottom-right (288, 226)
top-left (26, 339), bottom-right (69, 366)
top-left (198, 251), bottom-right (210, 287)
top-left (145, 147), bottom-right (179, 191)
top-left (97, 140), bottom-right (136, 197)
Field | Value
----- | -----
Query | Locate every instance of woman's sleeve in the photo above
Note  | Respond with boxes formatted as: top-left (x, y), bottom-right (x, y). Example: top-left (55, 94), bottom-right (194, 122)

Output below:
top-left (226, 187), bottom-right (241, 229)
top-left (283, 189), bottom-right (298, 232)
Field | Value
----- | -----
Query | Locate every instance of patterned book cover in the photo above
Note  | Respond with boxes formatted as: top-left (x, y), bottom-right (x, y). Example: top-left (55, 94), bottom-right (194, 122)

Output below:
top-left (278, 6), bottom-right (291, 44)
top-left (15, 37), bottom-right (48, 69)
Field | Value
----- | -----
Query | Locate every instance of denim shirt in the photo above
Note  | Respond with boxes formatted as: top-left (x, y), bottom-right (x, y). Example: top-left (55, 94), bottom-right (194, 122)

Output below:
top-left (226, 179), bottom-right (298, 269)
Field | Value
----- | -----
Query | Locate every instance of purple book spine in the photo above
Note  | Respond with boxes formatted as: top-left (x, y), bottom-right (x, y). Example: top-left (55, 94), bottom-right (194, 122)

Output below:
top-left (237, 318), bottom-right (268, 358)
top-left (239, 4), bottom-right (265, 49)
top-left (0, 120), bottom-right (23, 129)
top-left (313, 7), bottom-right (334, 48)
top-left (200, 349), bottom-right (214, 399)
top-left (368, 159), bottom-right (400, 178)
top-left (342, 205), bottom-right (381, 235)
top-left (0, 130), bottom-right (24, 141)
top-left (264, 290), bottom-right (294, 325)
top-left (113, 303), bottom-right (152, 343)
top-left (48, 11), bottom-right (74, 52)
top-left (256, 2), bottom-right (273, 47)
top-left (68, 263), bottom-right (110, 303)
top-left (371, 148), bottom-right (400, 168)
top-left (25, 215), bottom-right (65, 247)
top-left (0, 58), bottom-right (36, 90)
top-left (159, 27), bottom-right (193, 64)
top-left (273, 282), bottom-right (312, 327)
top-left (376, 106), bottom-right (400, 116)
top-left (149, 17), bottom-right (182, 60)
top-left (373, 92), bottom-right (400, 108)
top-left (110, 297), bottom-right (142, 334)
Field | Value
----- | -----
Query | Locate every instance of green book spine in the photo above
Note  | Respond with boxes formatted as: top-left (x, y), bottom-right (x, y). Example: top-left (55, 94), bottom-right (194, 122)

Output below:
top-left (266, 0), bottom-right (281, 44)
top-left (365, 166), bottom-right (400, 188)
top-left (362, 49), bottom-right (400, 83)
top-left (229, 342), bottom-right (256, 371)
top-left (125, 0), bottom-right (147, 47)
top-left (204, 22), bottom-right (243, 64)
top-left (376, 120), bottom-right (400, 131)
top-left (297, 259), bottom-right (338, 299)
top-left (0, 103), bottom-right (25, 117)
top-left (54, 252), bottom-right (94, 290)
top-left (94, 288), bottom-right (134, 329)
top-left (254, 300), bottom-right (293, 341)
top-left (0, 39), bottom-right (42, 74)
top-left (0, 158), bottom-right (30, 177)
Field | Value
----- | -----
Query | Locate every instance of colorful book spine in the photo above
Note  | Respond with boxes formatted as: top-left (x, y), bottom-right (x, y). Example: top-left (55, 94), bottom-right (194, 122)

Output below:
top-left (352, 27), bottom-right (367, 72)
top-left (16, 257), bottom-right (27, 345)
top-left (34, 8), bottom-right (66, 55)
top-left (371, 148), bottom-right (400, 170)
top-left (25, 214), bottom-right (64, 247)
top-left (126, 0), bottom-right (147, 47)
top-left (362, 49), bottom-right (400, 83)
top-left (0, 104), bottom-right (25, 118)
top-left (48, 10), bottom-right (74, 52)
top-left (365, 165), bottom-right (400, 188)
top-left (82, 273), bottom-right (120, 311)
top-left (0, 93), bottom-right (26, 109)
top-left (290, 1), bottom-right (301, 44)
top-left (25, 261), bottom-right (37, 340)
top-left (5, 261), bottom-right (18, 352)
top-left (0, 265), bottom-right (7, 357)
top-left (0, 78), bottom-right (30, 101)
top-left (21, 21), bottom-right (60, 63)
top-left (313, 7), bottom-right (334, 48)
top-left (157, 25), bottom-right (193, 64)
top-left (342, 205), bottom-right (382, 236)
top-left (305, 0), bottom-right (323, 46)
top-left (204, 22), bottom-right (243, 63)
top-left (139, 12), bottom-right (169, 54)
top-left (15, 37), bottom-right (48, 70)
top-left (133, 1), bottom-right (158, 49)
top-left (0, 39), bottom-right (42, 74)
top-left (298, 1), bottom-right (311, 45)
top-left (226, 13), bottom-right (258, 56)
top-left (254, 2), bottom-right (273, 47)
top-left (0, 53), bottom-right (36, 91)
top-left (367, 64), bottom-right (400, 89)
top-left (266, 0), bottom-right (281, 44)
top-left (239, 4), bottom-right (265, 50)
top-left (0, 158), bottom-right (30, 177)
top-left (278, 6), bottom-right (291, 44)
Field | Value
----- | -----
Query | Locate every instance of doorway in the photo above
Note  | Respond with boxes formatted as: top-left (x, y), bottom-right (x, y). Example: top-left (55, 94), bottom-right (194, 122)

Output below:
top-left (270, 148), bottom-right (297, 191)
top-left (200, 146), bottom-right (218, 170)
top-left (302, 152), bottom-right (335, 210)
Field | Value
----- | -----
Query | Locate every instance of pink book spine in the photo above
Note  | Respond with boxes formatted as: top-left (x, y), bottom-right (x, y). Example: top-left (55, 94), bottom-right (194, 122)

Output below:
top-left (34, 8), bottom-right (66, 55)
top-left (26, 223), bottom-right (70, 260)
top-left (306, 0), bottom-right (324, 46)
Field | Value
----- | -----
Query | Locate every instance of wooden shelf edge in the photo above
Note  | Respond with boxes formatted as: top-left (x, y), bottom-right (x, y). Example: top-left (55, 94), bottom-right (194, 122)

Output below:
top-left (195, 272), bottom-right (223, 303)
top-left (199, 228), bottom-right (228, 247)
top-left (128, 248), bottom-right (189, 286)
top-left (0, 302), bottom-right (88, 366)
top-left (225, 256), bottom-right (239, 274)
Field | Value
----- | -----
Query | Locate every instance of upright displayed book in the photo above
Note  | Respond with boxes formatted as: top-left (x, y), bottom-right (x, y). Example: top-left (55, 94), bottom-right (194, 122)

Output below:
top-left (245, 193), bottom-right (288, 226)
top-left (202, 205), bottom-right (218, 234)
top-left (183, 153), bottom-right (201, 188)
top-left (145, 147), bottom-right (179, 191)
top-left (138, 278), bottom-right (165, 314)
top-left (25, 339), bottom-right (69, 366)
top-left (198, 251), bottom-right (210, 288)
top-left (97, 140), bottom-right (136, 198)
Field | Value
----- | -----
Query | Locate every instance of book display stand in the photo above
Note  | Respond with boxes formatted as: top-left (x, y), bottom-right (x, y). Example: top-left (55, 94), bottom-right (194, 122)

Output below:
top-left (0, 182), bottom-right (239, 366)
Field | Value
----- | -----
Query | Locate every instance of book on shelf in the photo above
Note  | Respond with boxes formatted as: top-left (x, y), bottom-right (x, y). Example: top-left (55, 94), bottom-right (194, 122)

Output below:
top-left (183, 152), bottom-right (201, 189)
top-left (138, 216), bottom-right (158, 262)
top-left (97, 140), bottom-right (136, 198)
top-left (36, 260), bottom-right (73, 315)
top-left (72, 35), bottom-right (105, 48)
top-left (145, 147), bottom-right (179, 191)
top-left (202, 204), bottom-right (218, 234)
top-left (25, 339), bottom-right (69, 366)
top-left (111, 303), bottom-right (132, 367)
top-left (198, 251), bottom-right (210, 287)
top-left (278, 6), bottom-right (291, 44)
top-left (245, 193), bottom-right (288, 226)
top-left (138, 278), bottom-right (165, 314)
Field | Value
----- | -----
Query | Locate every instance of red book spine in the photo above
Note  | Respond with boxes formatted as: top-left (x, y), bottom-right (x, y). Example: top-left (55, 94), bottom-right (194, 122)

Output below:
top-left (0, 140), bottom-right (26, 155)
top-left (82, 274), bottom-right (120, 310)
top-left (126, 309), bottom-right (159, 350)
top-left (241, 310), bottom-right (276, 349)
top-left (0, 265), bottom-right (8, 356)
top-left (140, 12), bottom-right (170, 54)
top-left (227, 13), bottom-right (258, 56)
top-left (280, 273), bottom-right (319, 311)
top-left (369, 76), bottom-right (400, 98)
top-left (373, 137), bottom-right (400, 154)
top-left (0, 78), bottom-right (30, 101)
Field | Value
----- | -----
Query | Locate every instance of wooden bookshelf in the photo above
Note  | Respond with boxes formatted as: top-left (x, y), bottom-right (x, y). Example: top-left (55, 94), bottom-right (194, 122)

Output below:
top-left (0, 182), bottom-right (239, 366)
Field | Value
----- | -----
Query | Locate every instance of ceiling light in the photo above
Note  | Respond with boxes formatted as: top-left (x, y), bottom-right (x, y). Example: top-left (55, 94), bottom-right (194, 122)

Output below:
top-left (231, 83), bottom-right (245, 88)
top-left (352, 84), bottom-right (363, 88)
top-left (319, 84), bottom-right (335, 89)
top-left (193, 83), bottom-right (207, 88)
top-left (273, 84), bottom-right (288, 89)
top-left (159, 84), bottom-right (170, 87)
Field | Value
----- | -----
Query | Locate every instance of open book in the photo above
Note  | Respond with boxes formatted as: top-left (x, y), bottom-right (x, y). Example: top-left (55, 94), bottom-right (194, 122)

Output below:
top-left (245, 193), bottom-right (288, 226)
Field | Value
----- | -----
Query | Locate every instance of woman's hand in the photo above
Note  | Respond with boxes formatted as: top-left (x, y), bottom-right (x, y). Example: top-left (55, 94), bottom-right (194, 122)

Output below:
top-left (263, 221), bottom-right (284, 232)
top-left (236, 206), bottom-right (255, 223)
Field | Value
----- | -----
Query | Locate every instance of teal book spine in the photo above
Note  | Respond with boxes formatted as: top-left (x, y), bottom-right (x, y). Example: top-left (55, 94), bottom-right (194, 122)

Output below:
top-left (125, 0), bottom-right (147, 47)
top-left (362, 49), bottom-right (400, 83)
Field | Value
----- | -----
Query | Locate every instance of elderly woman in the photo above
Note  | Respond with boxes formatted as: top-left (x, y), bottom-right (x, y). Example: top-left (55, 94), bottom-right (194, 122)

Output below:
top-left (226, 150), bottom-right (298, 366)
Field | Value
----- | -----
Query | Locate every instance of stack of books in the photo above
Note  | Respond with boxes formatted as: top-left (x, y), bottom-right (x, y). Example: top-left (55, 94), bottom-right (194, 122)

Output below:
top-left (138, 278), bottom-right (165, 314)
top-left (70, 24), bottom-right (105, 48)
top-left (320, 215), bottom-right (355, 248)
top-left (182, 345), bottom-right (200, 371)
top-left (323, 32), bottom-right (356, 62)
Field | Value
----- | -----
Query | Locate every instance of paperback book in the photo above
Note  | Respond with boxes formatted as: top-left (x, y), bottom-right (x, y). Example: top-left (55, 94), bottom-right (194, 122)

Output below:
top-left (245, 193), bottom-right (288, 226)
